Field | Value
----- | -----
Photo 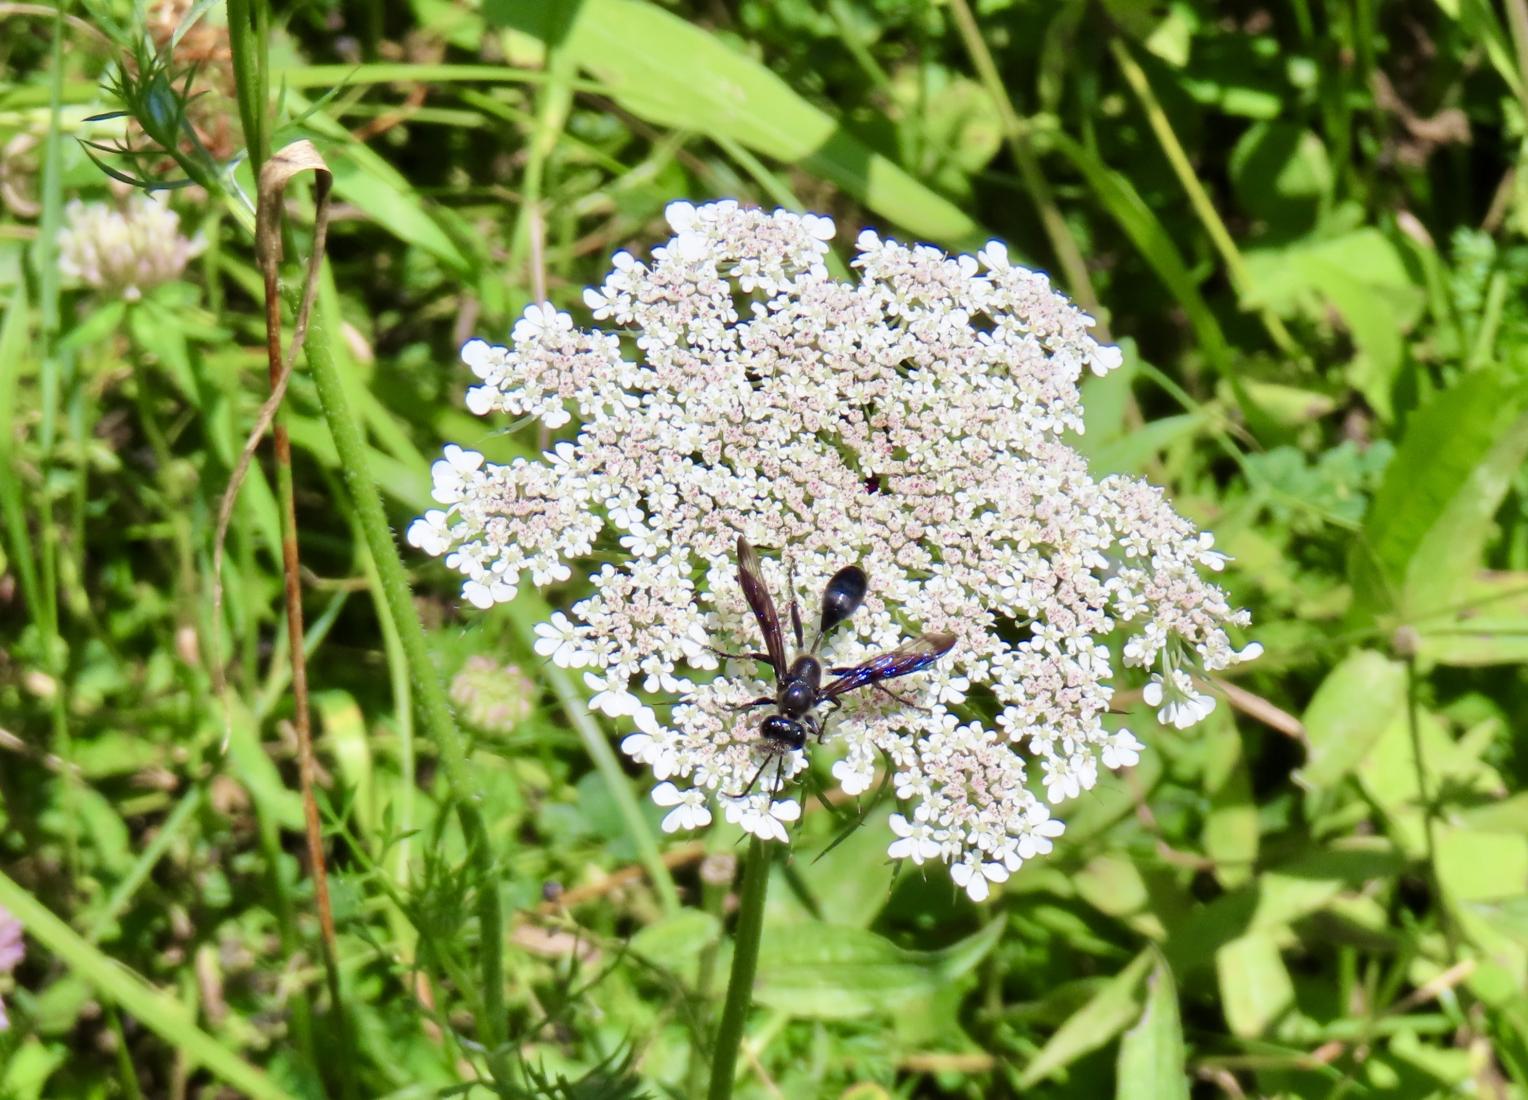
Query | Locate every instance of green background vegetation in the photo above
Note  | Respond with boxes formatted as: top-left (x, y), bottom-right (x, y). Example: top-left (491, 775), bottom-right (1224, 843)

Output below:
top-left (2, 0), bottom-right (1527, 1096)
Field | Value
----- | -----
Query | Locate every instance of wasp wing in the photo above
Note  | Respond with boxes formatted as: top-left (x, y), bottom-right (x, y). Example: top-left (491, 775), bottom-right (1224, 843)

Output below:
top-left (819, 632), bottom-right (957, 700)
top-left (735, 536), bottom-right (787, 680)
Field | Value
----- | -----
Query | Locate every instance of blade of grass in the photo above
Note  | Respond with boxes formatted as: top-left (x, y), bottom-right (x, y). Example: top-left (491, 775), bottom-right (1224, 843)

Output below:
top-left (0, 872), bottom-right (295, 1100)
top-left (1107, 38), bottom-right (1299, 359)
top-left (946, 0), bottom-right (1106, 331)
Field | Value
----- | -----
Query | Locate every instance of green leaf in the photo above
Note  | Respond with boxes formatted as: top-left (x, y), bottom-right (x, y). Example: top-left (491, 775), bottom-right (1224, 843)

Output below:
top-left (1215, 932), bottom-right (1294, 1038)
top-left (1116, 956), bottom-right (1190, 1100)
top-left (629, 909), bottom-right (721, 970)
top-left (321, 145), bottom-right (472, 275)
top-left (1348, 369), bottom-right (1528, 628)
top-left (493, 0), bottom-right (980, 245)
top-left (1244, 229), bottom-right (1422, 419)
top-left (1087, 412), bottom-right (1206, 476)
top-left (1165, 841), bottom-right (1404, 972)
top-left (1202, 713), bottom-right (1258, 887)
top-left (1021, 950), bottom-right (1153, 1087)
top-left (1358, 708), bottom-right (1504, 858)
top-left (1294, 649), bottom-right (1406, 797)
top-left (1414, 570), bottom-right (1528, 667)
top-left (796, 809), bottom-right (901, 929)
top-left (0, 1040), bottom-right (66, 1100)
top-left (1228, 123), bottom-right (1332, 236)
top-left (752, 919), bottom-right (1001, 1019)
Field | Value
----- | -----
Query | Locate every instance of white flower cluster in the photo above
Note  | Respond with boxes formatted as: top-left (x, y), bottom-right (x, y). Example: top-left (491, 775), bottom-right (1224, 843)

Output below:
top-left (410, 201), bottom-right (1259, 902)
top-left (57, 193), bottom-right (204, 301)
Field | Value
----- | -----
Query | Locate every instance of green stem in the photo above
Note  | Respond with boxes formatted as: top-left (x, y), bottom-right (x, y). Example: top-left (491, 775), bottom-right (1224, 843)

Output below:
top-left (0, 872), bottom-right (293, 1100)
top-left (301, 298), bottom-right (508, 1052)
top-left (706, 836), bottom-right (771, 1100)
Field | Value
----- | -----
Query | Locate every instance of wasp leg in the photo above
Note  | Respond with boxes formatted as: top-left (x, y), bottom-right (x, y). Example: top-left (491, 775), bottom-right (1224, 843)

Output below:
top-left (785, 553), bottom-right (805, 651)
top-left (727, 754), bottom-right (773, 799)
top-left (871, 682), bottom-right (929, 711)
top-left (707, 645), bottom-right (773, 663)
top-left (725, 696), bottom-right (774, 713)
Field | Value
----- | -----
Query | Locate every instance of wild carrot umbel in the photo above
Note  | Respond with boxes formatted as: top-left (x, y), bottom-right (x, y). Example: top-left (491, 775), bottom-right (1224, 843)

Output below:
top-left (410, 201), bottom-right (1260, 901)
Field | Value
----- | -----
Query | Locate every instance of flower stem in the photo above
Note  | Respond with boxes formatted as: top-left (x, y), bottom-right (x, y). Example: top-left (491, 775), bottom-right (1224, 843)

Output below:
top-left (706, 836), bottom-right (771, 1100)
top-left (301, 297), bottom-right (508, 1053)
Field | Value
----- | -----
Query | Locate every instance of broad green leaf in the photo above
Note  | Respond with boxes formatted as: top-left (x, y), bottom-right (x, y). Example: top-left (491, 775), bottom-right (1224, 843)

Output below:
top-left (1072, 855), bottom-right (1177, 940)
top-left (1294, 649), bottom-right (1406, 797)
top-left (1244, 229), bottom-right (1422, 419)
top-left (1462, 792), bottom-right (1528, 834)
top-left (1436, 826), bottom-right (1528, 989)
top-left (491, 0), bottom-right (979, 245)
top-left (1415, 570), bottom-right (1528, 667)
top-left (321, 146), bottom-right (472, 275)
top-left (752, 919), bottom-right (1001, 1019)
top-left (1202, 713), bottom-right (1258, 887)
top-left (795, 808), bottom-right (901, 929)
top-left (1437, 827), bottom-right (1528, 904)
top-left (1349, 369), bottom-right (1528, 627)
top-left (1021, 950), bottom-right (1153, 1087)
top-left (630, 909), bottom-right (721, 969)
top-left (1116, 956), bottom-right (1190, 1100)
top-left (222, 699), bottom-right (305, 831)
top-left (1359, 708), bottom-right (1503, 858)
top-left (1234, 379), bottom-right (1337, 428)
top-left (1228, 123), bottom-right (1332, 236)
top-left (1215, 932), bottom-right (1294, 1038)
top-left (1165, 841), bottom-right (1404, 971)
top-left (0, 1040), bottom-right (66, 1100)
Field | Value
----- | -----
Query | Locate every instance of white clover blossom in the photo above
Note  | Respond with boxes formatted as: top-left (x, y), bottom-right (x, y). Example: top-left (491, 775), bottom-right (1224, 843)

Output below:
top-left (57, 193), bottom-right (204, 300)
top-left (411, 200), bottom-right (1259, 902)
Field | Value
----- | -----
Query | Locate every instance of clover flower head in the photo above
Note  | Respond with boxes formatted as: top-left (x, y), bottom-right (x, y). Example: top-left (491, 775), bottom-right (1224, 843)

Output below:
top-left (57, 193), bottom-right (204, 300)
top-left (0, 904), bottom-right (21, 1031)
top-left (450, 655), bottom-right (536, 734)
top-left (411, 200), bottom-right (1259, 902)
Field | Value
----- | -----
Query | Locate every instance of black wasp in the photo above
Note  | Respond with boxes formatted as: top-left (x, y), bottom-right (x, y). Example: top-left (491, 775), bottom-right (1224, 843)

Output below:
top-left (716, 535), bottom-right (957, 795)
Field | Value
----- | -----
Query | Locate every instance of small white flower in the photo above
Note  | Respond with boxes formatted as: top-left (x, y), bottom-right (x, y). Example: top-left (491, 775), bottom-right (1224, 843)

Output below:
top-left (831, 755), bottom-right (876, 797)
top-left (664, 200), bottom-right (698, 233)
top-left (406, 510), bottom-right (452, 556)
top-left (585, 672), bottom-right (641, 719)
top-left (887, 813), bottom-right (942, 864)
top-left (533, 612), bottom-right (589, 668)
top-left (724, 795), bottom-right (801, 843)
top-left (1144, 671), bottom-right (1216, 729)
top-left (1101, 728), bottom-right (1144, 770)
top-left (1014, 804), bottom-right (1066, 859)
top-left (512, 302), bottom-right (573, 344)
top-left (950, 858), bottom-right (1008, 902)
top-left (652, 782), bottom-right (712, 832)
top-left (1233, 641), bottom-right (1264, 663)
top-left (622, 729), bottom-right (680, 779)
top-left (1195, 532), bottom-right (1231, 572)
